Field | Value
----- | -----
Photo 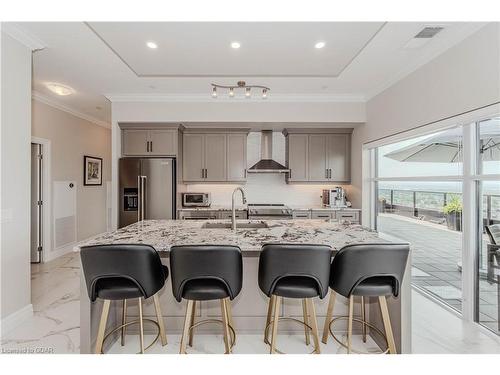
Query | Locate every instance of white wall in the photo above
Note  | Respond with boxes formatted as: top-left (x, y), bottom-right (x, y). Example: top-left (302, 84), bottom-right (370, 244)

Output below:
top-left (0, 32), bottom-right (32, 322)
top-left (350, 23), bottom-right (500, 209)
top-left (32, 100), bottom-right (111, 250)
top-left (179, 132), bottom-right (352, 207)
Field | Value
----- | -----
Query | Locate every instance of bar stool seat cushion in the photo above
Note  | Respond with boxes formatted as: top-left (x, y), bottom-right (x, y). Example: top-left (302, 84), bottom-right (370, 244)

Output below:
top-left (273, 276), bottom-right (320, 298)
top-left (181, 279), bottom-right (230, 301)
top-left (95, 265), bottom-right (169, 300)
top-left (351, 276), bottom-right (394, 297)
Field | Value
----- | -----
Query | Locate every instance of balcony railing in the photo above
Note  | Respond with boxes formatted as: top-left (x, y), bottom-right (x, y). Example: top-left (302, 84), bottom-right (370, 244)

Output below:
top-left (377, 188), bottom-right (500, 231)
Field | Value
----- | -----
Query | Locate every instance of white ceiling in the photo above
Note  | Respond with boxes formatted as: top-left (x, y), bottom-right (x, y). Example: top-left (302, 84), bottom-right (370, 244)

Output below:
top-left (8, 21), bottom-right (488, 125)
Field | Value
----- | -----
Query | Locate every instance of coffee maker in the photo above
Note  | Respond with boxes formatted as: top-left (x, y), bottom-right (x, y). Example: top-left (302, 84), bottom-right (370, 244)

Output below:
top-left (322, 187), bottom-right (348, 208)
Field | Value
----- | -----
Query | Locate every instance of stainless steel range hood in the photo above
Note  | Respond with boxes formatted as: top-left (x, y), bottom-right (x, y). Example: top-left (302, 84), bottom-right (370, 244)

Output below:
top-left (247, 130), bottom-right (290, 173)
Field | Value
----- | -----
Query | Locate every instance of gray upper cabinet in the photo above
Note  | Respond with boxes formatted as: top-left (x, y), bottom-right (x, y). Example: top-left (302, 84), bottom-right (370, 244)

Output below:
top-left (284, 129), bottom-right (351, 183)
top-left (308, 135), bottom-right (328, 181)
top-left (122, 129), bottom-right (178, 156)
top-left (182, 134), bottom-right (205, 181)
top-left (182, 130), bottom-right (248, 183)
top-left (286, 134), bottom-right (308, 181)
top-left (204, 134), bottom-right (227, 182)
top-left (122, 130), bottom-right (149, 155)
top-left (227, 133), bottom-right (247, 181)
top-left (327, 134), bottom-right (350, 182)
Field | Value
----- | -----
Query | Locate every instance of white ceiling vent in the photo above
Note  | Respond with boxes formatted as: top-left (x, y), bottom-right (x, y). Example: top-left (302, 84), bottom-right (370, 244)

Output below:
top-left (403, 26), bottom-right (445, 49)
top-left (414, 26), bottom-right (444, 39)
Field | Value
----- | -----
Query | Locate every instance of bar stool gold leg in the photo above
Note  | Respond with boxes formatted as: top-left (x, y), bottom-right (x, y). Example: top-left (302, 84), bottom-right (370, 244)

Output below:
top-left (95, 299), bottom-right (111, 354)
top-left (153, 294), bottom-right (167, 346)
top-left (302, 299), bottom-right (310, 345)
top-left (121, 299), bottom-right (127, 346)
top-left (220, 297), bottom-right (231, 354)
top-left (306, 298), bottom-right (321, 354)
top-left (188, 301), bottom-right (196, 347)
top-left (180, 300), bottom-right (194, 354)
top-left (138, 298), bottom-right (145, 354)
top-left (322, 290), bottom-right (336, 344)
top-left (347, 295), bottom-right (354, 354)
top-left (378, 296), bottom-right (397, 354)
top-left (265, 295), bottom-right (275, 342)
top-left (361, 296), bottom-right (367, 343)
top-left (270, 295), bottom-right (281, 354)
top-left (225, 298), bottom-right (235, 337)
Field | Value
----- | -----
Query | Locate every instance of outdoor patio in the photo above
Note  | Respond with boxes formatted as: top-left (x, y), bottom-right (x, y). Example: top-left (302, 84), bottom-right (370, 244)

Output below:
top-left (378, 213), bottom-right (499, 332)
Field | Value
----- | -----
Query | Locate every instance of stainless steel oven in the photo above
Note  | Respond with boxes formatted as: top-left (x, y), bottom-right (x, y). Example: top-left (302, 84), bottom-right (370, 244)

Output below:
top-left (247, 204), bottom-right (293, 220)
top-left (182, 192), bottom-right (211, 207)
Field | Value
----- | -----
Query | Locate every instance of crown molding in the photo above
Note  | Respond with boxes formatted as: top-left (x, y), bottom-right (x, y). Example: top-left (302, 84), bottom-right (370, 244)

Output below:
top-left (105, 93), bottom-right (366, 103)
top-left (1, 23), bottom-right (45, 51)
top-left (32, 91), bottom-right (111, 129)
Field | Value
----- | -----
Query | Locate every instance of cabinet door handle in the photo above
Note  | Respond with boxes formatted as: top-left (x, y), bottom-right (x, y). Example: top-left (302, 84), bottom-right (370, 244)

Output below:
top-left (150, 141), bottom-right (153, 153)
top-left (205, 169), bottom-right (208, 179)
top-left (201, 169), bottom-right (204, 178)
top-left (146, 141), bottom-right (149, 153)
top-left (325, 169), bottom-right (328, 179)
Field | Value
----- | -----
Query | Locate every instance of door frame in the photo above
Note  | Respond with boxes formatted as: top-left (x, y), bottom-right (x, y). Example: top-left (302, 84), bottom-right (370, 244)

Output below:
top-left (31, 137), bottom-right (52, 263)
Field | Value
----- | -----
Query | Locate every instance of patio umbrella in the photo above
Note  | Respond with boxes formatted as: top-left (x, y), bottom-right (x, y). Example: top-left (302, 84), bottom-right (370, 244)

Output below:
top-left (384, 125), bottom-right (500, 163)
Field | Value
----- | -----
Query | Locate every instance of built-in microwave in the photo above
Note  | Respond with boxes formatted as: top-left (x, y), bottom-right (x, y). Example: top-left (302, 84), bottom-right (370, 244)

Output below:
top-left (182, 192), bottom-right (211, 207)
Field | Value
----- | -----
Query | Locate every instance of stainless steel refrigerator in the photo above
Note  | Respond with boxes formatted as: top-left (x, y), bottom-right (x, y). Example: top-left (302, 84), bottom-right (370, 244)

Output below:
top-left (119, 158), bottom-right (176, 228)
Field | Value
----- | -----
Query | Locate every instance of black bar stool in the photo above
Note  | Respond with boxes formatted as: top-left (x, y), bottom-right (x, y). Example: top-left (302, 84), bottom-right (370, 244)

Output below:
top-left (258, 243), bottom-right (331, 354)
top-left (321, 243), bottom-right (409, 354)
top-left (170, 245), bottom-right (242, 354)
top-left (80, 244), bottom-right (168, 354)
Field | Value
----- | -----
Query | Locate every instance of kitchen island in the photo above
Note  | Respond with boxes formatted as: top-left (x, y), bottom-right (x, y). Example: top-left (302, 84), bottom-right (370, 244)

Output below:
top-left (76, 219), bottom-right (411, 353)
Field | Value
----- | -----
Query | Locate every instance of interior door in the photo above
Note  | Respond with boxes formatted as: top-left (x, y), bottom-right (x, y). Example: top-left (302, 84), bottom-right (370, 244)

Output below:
top-left (141, 158), bottom-right (174, 220)
top-left (308, 135), bottom-right (328, 181)
top-left (31, 143), bottom-right (42, 263)
top-left (182, 134), bottom-right (205, 181)
top-left (204, 134), bottom-right (227, 181)
top-left (327, 134), bottom-right (349, 181)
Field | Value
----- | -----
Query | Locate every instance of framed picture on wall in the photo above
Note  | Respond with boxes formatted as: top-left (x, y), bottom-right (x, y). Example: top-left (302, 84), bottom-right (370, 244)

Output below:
top-left (84, 155), bottom-right (103, 186)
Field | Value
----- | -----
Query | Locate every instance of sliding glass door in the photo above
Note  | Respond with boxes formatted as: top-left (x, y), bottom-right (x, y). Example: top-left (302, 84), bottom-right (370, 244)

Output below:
top-left (374, 127), bottom-right (465, 311)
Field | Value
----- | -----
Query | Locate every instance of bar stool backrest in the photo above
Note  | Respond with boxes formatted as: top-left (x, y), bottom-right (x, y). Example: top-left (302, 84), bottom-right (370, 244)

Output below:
top-left (486, 224), bottom-right (500, 245)
top-left (329, 243), bottom-right (409, 298)
top-left (169, 245), bottom-right (243, 302)
top-left (80, 244), bottom-right (166, 302)
top-left (258, 244), bottom-right (332, 298)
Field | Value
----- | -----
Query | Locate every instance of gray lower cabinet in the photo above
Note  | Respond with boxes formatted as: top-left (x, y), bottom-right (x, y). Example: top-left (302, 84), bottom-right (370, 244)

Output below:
top-left (122, 129), bottom-right (177, 156)
top-left (182, 130), bottom-right (248, 183)
top-left (284, 129), bottom-right (351, 183)
top-left (310, 210), bottom-right (333, 220)
top-left (292, 210), bottom-right (311, 219)
top-left (293, 209), bottom-right (360, 223)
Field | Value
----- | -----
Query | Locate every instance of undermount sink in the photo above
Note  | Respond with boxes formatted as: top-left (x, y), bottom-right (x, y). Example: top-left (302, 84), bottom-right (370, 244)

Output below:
top-left (201, 221), bottom-right (269, 229)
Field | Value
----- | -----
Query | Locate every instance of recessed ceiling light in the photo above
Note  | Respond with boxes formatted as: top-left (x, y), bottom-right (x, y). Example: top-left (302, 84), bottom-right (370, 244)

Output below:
top-left (231, 41), bottom-right (241, 49)
top-left (146, 41), bottom-right (158, 49)
top-left (46, 83), bottom-right (74, 96)
top-left (315, 41), bottom-right (326, 49)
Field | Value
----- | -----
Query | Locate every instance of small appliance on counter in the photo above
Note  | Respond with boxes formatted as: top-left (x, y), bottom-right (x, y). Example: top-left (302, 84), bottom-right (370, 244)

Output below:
top-left (182, 192), bottom-right (211, 207)
top-left (322, 187), bottom-right (351, 208)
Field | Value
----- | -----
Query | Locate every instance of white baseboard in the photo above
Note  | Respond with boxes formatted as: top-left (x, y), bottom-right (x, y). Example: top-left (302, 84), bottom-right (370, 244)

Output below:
top-left (0, 304), bottom-right (33, 336)
top-left (45, 242), bottom-right (75, 262)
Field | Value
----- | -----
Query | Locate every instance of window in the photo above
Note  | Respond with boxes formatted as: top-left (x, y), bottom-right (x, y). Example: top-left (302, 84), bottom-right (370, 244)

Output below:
top-left (369, 116), bottom-right (500, 333)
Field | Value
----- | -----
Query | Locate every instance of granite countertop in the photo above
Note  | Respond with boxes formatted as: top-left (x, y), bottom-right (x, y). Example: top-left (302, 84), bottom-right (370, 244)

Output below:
top-left (74, 219), bottom-right (383, 254)
top-left (177, 205), bottom-right (247, 211)
top-left (178, 205), bottom-right (360, 211)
